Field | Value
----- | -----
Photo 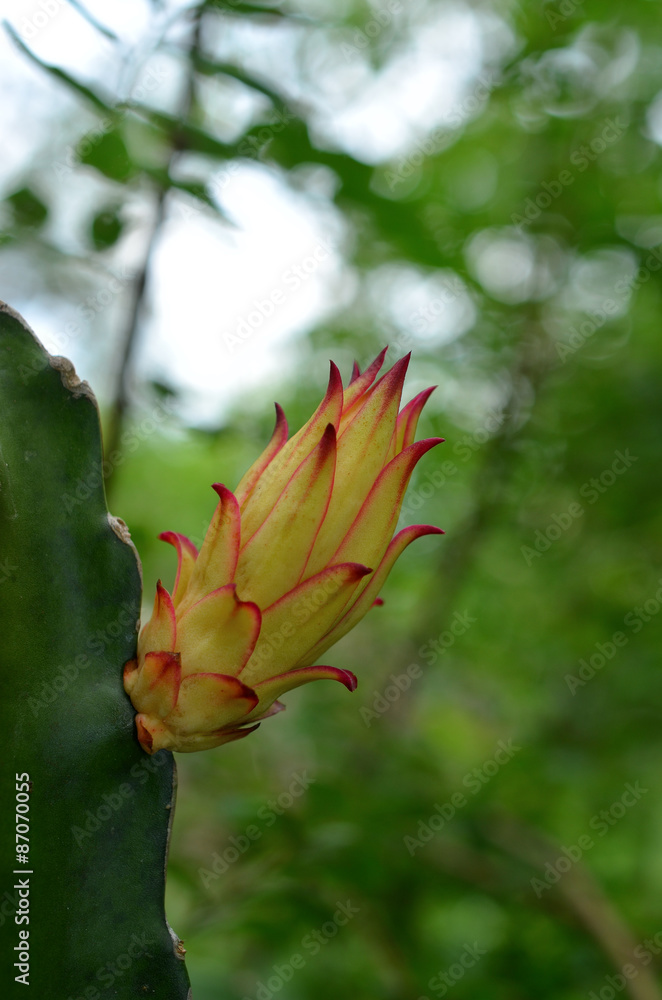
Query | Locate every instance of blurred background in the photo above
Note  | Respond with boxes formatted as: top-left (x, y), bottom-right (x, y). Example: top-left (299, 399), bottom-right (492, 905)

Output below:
top-left (2, 0), bottom-right (662, 997)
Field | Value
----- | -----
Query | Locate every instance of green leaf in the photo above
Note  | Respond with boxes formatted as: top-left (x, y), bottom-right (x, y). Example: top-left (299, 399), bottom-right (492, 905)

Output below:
top-left (78, 129), bottom-right (135, 182)
top-left (91, 206), bottom-right (124, 249)
top-left (66, 0), bottom-right (119, 40)
top-left (5, 187), bottom-right (48, 228)
top-left (3, 21), bottom-right (111, 111)
top-left (127, 103), bottom-right (236, 160)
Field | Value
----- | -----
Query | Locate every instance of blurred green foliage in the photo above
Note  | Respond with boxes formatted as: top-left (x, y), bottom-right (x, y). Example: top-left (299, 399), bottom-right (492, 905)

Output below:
top-left (3, 0), bottom-right (662, 997)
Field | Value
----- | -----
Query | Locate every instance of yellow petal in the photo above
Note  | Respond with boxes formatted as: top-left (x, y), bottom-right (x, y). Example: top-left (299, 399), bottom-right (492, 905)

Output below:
top-left (236, 423), bottom-right (337, 607)
top-left (239, 562), bottom-right (371, 687)
top-left (175, 583), bottom-right (261, 678)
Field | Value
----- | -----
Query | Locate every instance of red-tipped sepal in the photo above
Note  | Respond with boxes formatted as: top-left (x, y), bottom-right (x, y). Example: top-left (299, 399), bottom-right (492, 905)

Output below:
top-left (137, 581), bottom-right (176, 660)
top-left (179, 484), bottom-right (241, 611)
top-left (304, 524), bottom-right (444, 663)
top-left (158, 531), bottom-right (198, 606)
top-left (242, 665), bottom-right (357, 722)
top-left (165, 672), bottom-right (259, 736)
top-left (124, 650), bottom-right (182, 718)
top-left (241, 562), bottom-right (372, 686)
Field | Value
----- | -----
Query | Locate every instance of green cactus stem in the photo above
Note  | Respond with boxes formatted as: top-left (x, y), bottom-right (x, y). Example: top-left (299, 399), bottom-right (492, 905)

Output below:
top-left (0, 302), bottom-right (191, 998)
